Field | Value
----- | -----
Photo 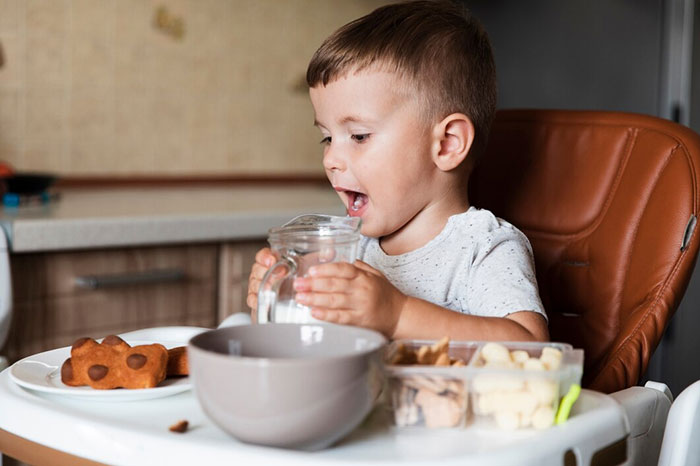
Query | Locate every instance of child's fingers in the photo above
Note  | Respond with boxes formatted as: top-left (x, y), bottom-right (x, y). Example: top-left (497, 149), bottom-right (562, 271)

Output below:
top-left (248, 264), bottom-right (270, 295)
top-left (247, 277), bottom-right (259, 295)
top-left (250, 262), bottom-right (286, 283)
top-left (311, 308), bottom-right (353, 325)
top-left (308, 262), bottom-right (358, 278)
top-left (310, 277), bottom-right (348, 292)
top-left (246, 292), bottom-right (258, 310)
top-left (255, 248), bottom-right (276, 267)
top-left (294, 276), bottom-right (350, 293)
top-left (296, 291), bottom-right (349, 309)
top-left (246, 247), bottom-right (277, 315)
top-left (246, 274), bottom-right (261, 309)
top-left (250, 263), bottom-right (269, 281)
top-left (318, 247), bottom-right (337, 263)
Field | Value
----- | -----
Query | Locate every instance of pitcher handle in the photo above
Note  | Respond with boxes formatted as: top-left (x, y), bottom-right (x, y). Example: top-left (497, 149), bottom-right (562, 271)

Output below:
top-left (256, 257), bottom-right (296, 323)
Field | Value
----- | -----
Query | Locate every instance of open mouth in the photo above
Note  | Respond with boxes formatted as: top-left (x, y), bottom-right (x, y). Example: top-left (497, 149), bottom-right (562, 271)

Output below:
top-left (348, 191), bottom-right (368, 212)
top-left (337, 188), bottom-right (368, 215)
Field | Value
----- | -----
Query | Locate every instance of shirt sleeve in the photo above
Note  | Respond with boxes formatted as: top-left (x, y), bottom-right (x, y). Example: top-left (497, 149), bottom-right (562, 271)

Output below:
top-left (464, 227), bottom-right (547, 321)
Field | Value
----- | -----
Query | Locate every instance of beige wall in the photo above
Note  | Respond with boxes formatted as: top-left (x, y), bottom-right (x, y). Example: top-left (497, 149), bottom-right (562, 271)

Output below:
top-left (0, 0), bottom-right (388, 176)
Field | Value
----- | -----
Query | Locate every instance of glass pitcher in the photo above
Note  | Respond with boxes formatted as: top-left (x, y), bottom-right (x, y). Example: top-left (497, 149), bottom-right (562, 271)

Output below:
top-left (256, 214), bottom-right (361, 324)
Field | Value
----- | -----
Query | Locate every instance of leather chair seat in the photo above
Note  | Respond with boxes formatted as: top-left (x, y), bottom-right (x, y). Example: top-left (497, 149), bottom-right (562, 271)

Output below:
top-left (470, 109), bottom-right (700, 393)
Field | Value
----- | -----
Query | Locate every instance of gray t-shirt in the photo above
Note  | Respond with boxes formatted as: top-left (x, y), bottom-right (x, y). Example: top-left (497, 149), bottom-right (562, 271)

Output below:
top-left (358, 207), bottom-right (546, 320)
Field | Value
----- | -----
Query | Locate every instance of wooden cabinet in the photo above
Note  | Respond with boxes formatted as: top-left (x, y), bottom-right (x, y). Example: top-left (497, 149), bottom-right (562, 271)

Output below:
top-left (5, 244), bottom-right (218, 362)
top-left (217, 240), bottom-right (267, 322)
top-left (0, 242), bottom-right (254, 363)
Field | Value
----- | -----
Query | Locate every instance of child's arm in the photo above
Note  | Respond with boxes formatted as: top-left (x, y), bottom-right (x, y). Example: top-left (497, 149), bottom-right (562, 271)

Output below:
top-left (392, 297), bottom-right (549, 341)
top-left (293, 260), bottom-right (549, 341)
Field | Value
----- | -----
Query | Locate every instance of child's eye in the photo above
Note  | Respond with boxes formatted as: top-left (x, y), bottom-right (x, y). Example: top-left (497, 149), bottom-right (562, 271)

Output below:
top-left (319, 136), bottom-right (331, 145)
top-left (351, 134), bottom-right (370, 143)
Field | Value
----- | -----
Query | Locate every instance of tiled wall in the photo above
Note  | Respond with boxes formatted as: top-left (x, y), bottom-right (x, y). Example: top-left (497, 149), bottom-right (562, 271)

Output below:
top-left (0, 0), bottom-right (388, 176)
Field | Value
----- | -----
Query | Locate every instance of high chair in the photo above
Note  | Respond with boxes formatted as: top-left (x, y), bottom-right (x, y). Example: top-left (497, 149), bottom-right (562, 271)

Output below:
top-left (470, 109), bottom-right (700, 394)
top-left (658, 378), bottom-right (700, 466)
top-left (470, 109), bottom-right (700, 465)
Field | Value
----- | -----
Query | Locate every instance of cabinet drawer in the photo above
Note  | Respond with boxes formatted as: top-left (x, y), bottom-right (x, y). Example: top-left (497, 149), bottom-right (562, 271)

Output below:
top-left (5, 301), bottom-right (215, 363)
top-left (218, 240), bottom-right (267, 319)
top-left (4, 244), bottom-right (219, 362)
top-left (6, 282), bottom-right (217, 362)
top-left (11, 244), bottom-right (218, 301)
top-left (219, 241), bottom-right (267, 284)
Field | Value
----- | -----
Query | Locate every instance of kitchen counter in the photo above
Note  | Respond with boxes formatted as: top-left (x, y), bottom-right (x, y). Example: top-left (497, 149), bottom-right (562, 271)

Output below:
top-left (0, 186), bottom-right (344, 252)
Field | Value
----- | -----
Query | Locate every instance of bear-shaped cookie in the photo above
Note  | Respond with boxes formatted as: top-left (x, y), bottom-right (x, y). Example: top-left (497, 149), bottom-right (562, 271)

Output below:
top-left (61, 335), bottom-right (168, 389)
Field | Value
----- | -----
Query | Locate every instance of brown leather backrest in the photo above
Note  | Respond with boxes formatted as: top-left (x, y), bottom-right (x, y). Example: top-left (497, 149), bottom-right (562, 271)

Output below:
top-left (470, 109), bottom-right (700, 393)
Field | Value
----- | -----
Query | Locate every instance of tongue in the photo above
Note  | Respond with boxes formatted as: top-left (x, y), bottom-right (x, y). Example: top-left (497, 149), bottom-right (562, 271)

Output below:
top-left (351, 193), bottom-right (368, 211)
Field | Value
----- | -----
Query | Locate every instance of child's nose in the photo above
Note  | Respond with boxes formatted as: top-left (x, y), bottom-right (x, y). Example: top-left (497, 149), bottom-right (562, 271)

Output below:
top-left (322, 145), bottom-right (346, 172)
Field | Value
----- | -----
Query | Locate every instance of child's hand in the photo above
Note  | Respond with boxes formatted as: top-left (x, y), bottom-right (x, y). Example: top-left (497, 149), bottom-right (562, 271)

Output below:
top-left (246, 248), bottom-right (277, 317)
top-left (293, 260), bottom-right (407, 338)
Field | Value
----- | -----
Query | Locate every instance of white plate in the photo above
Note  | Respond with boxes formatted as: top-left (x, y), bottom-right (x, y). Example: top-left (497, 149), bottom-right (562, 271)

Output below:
top-left (9, 339), bottom-right (191, 402)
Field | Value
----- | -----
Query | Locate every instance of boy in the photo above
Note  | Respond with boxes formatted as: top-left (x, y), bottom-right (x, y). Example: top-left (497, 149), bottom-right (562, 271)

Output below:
top-left (248, 0), bottom-right (549, 342)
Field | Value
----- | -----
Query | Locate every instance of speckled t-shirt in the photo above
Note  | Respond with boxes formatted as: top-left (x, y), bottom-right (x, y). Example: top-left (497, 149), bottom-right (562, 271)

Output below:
top-left (357, 207), bottom-right (546, 320)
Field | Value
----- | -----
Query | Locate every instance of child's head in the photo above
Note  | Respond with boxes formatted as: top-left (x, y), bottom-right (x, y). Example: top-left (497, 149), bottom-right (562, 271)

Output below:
top-left (307, 0), bottom-right (497, 163)
top-left (306, 0), bottom-right (496, 244)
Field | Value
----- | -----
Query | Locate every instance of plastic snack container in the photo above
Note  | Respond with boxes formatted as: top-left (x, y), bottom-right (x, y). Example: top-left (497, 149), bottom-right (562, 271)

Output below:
top-left (384, 340), bottom-right (478, 429)
top-left (384, 340), bottom-right (584, 431)
top-left (469, 342), bottom-right (584, 431)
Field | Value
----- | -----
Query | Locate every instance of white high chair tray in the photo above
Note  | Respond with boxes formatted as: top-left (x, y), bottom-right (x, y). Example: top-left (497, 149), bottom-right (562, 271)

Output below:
top-left (0, 364), bottom-right (628, 465)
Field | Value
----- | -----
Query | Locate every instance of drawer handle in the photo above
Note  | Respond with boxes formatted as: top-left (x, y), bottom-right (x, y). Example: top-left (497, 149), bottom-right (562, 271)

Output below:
top-left (74, 268), bottom-right (186, 290)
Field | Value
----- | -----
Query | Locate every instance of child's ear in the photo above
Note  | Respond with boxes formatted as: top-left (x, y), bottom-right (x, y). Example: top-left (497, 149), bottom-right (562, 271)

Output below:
top-left (432, 113), bottom-right (475, 171)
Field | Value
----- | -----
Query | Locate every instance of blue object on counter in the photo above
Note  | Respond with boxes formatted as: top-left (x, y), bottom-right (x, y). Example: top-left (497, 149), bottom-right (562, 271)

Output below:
top-left (3, 193), bottom-right (19, 207)
top-left (3, 191), bottom-right (52, 207)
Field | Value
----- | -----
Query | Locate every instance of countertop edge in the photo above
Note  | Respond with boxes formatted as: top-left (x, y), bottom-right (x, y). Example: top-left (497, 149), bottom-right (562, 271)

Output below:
top-left (1, 207), bottom-right (346, 253)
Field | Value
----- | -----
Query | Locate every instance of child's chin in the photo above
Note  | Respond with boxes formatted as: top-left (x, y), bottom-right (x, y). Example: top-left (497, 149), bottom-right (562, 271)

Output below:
top-left (359, 224), bottom-right (371, 236)
top-left (359, 223), bottom-right (381, 238)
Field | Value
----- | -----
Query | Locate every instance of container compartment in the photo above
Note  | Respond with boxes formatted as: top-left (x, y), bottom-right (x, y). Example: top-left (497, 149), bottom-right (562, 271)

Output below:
top-left (384, 339), bottom-right (584, 431)
top-left (384, 340), bottom-right (478, 429)
top-left (469, 342), bottom-right (583, 431)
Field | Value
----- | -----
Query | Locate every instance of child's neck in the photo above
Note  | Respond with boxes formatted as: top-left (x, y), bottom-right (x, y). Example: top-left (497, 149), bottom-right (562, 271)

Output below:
top-left (379, 197), bottom-right (471, 256)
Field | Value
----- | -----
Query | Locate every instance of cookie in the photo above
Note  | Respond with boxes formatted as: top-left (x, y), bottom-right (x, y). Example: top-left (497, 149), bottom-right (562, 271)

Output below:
top-left (61, 335), bottom-right (168, 389)
top-left (166, 346), bottom-right (189, 376)
top-left (169, 420), bottom-right (189, 433)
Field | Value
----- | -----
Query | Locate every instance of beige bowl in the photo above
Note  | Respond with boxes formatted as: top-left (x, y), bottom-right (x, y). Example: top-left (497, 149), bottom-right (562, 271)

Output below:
top-left (188, 323), bottom-right (386, 451)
